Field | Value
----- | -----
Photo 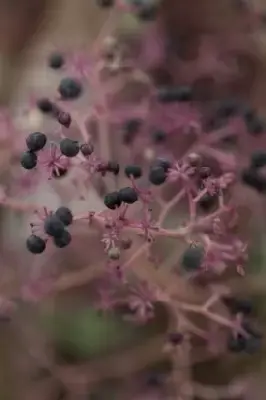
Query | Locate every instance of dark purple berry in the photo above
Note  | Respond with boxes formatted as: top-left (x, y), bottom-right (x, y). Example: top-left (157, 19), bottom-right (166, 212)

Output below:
top-left (241, 168), bottom-right (266, 193)
top-left (106, 161), bottom-right (120, 175)
top-left (57, 111), bottom-right (72, 128)
top-left (181, 246), bottom-right (205, 271)
top-left (118, 187), bottom-right (138, 204)
top-left (153, 158), bottom-right (171, 172)
top-left (53, 230), bottom-right (72, 248)
top-left (21, 151), bottom-right (37, 170)
top-left (44, 215), bottom-right (65, 238)
top-left (157, 85), bottom-right (192, 102)
top-left (250, 151), bottom-right (266, 169)
top-left (124, 164), bottom-right (142, 179)
top-left (26, 132), bottom-right (47, 152)
top-left (36, 98), bottom-right (54, 113)
top-left (49, 52), bottom-right (64, 69)
top-left (58, 77), bottom-right (82, 100)
top-left (149, 166), bottom-right (166, 185)
top-left (151, 129), bottom-right (166, 143)
top-left (80, 143), bottom-right (94, 156)
top-left (104, 191), bottom-right (121, 210)
top-left (55, 206), bottom-right (73, 226)
top-left (26, 235), bottom-right (46, 254)
top-left (60, 138), bottom-right (79, 157)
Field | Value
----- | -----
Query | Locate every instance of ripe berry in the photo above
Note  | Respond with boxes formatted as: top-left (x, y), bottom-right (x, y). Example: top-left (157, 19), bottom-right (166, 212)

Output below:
top-left (241, 168), bottom-right (266, 193)
top-left (21, 151), bottom-right (37, 170)
top-left (118, 187), bottom-right (138, 204)
top-left (80, 143), bottom-right (94, 156)
top-left (181, 246), bottom-right (205, 271)
top-left (124, 165), bottom-right (142, 179)
top-left (151, 130), bottom-right (166, 143)
top-left (149, 166), bottom-right (166, 185)
top-left (106, 161), bottom-right (120, 175)
top-left (104, 191), bottom-right (121, 210)
top-left (26, 132), bottom-right (47, 152)
top-left (44, 215), bottom-right (65, 238)
top-left (153, 158), bottom-right (171, 172)
top-left (60, 138), bottom-right (79, 157)
top-left (57, 111), bottom-right (72, 128)
top-left (36, 98), bottom-right (54, 113)
top-left (26, 235), bottom-right (46, 254)
top-left (55, 206), bottom-right (73, 226)
top-left (48, 52), bottom-right (64, 69)
top-left (97, 0), bottom-right (114, 7)
top-left (250, 151), bottom-right (266, 169)
top-left (53, 230), bottom-right (72, 248)
top-left (122, 118), bottom-right (142, 145)
top-left (157, 85), bottom-right (192, 102)
top-left (58, 77), bottom-right (82, 100)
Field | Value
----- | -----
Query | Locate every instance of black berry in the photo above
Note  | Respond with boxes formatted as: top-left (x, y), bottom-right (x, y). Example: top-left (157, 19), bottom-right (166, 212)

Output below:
top-left (55, 206), bottom-right (73, 226)
top-left (53, 230), bottom-right (72, 248)
top-left (80, 143), bottom-right (94, 156)
top-left (157, 85), bottom-right (192, 102)
top-left (48, 52), bottom-right (64, 69)
top-left (118, 187), bottom-right (138, 204)
top-left (181, 246), bottom-right (205, 271)
top-left (241, 168), bottom-right (266, 193)
top-left (250, 151), bottom-right (266, 169)
top-left (151, 129), bottom-right (166, 143)
top-left (104, 191), bottom-right (121, 210)
top-left (124, 165), bottom-right (142, 179)
top-left (57, 111), bottom-right (72, 128)
top-left (36, 98), bottom-right (54, 113)
top-left (106, 161), bottom-right (120, 175)
top-left (122, 119), bottom-right (142, 145)
top-left (58, 77), bottom-right (82, 100)
top-left (21, 151), bottom-right (37, 170)
top-left (149, 166), bottom-right (166, 185)
top-left (44, 215), bottom-right (65, 238)
top-left (26, 235), bottom-right (46, 254)
top-left (60, 138), bottom-right (79, 157)
top-left (153, 157), bottom-right (171, 172)
top-left (26, 132), bottom-right (47, 152)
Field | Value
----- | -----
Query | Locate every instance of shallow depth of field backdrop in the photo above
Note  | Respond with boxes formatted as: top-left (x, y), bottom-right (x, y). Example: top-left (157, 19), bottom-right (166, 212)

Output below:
top-left (2, 1), bottom-right (266, 399)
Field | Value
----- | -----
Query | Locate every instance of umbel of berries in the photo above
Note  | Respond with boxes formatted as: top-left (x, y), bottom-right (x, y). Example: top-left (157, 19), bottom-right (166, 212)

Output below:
top-left (60, 138), bottom-right (79, 157)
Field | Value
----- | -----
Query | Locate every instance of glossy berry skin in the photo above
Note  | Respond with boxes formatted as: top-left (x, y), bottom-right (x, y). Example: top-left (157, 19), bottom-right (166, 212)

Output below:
top-left (21, 151), bottom-right (37, 170)
top-left (250, 151), bottom-right (266, 169)
top-left (60, 138), bottom-right (79, 157)
top-left (106, 161), bottom-right (120, 175)
top-left (57, 111), bottom-right (71, 128)
top-left (58, 77), bottom-right (82, 100)
top-left (49, 52), bottom-right (64, 69)
top-left (124, 165), bottom-right (142, 179)
top-left (104, 191), bottom-right (121, 210)
top-left (37, 98), bottom-right (54, 113)
top-left (80, 143), bottom-right (94, 156)
top-left (97, 0), bottom-right (114, 7)
top-left (157, 86), bottom-right (192, 102)
top-left (241, 168), bottom-right (266, 193)
top-left (26, 235), bottom-right (46, 254)
top-left (118, 187), bottom-right (138, 204)
top-left (55, 207), bottom-right (73, 226)
top-left (149, 166), bottom-right (166, 185)
top-left (44, 215), bottom-right (65, 238)
top-left (53, 230), bottom-right (72, 248)
top-left (26, 132), bottom-right (47, 152)
top-left (181, 246), bottom-right (205, 271)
